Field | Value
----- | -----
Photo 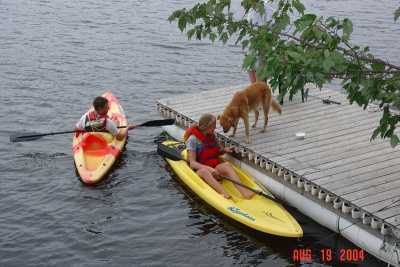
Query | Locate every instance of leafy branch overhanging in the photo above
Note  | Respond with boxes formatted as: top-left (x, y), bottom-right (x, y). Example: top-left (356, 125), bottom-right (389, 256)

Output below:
top-left (169, 0), bottom-right (400, 147)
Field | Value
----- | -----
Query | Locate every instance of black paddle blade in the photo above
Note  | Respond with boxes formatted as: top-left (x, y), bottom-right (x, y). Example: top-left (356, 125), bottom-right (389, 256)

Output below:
top-left (10, 132), bottom-right (44, 143)
top-left (139, 119), bottom-right (175, 127)
top-left (157, 142), bottom-right (183, 161)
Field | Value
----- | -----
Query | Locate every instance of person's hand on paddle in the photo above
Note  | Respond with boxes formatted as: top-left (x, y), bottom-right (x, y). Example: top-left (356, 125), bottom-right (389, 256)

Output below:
top-left (116, 124), bottom-right (137, 140)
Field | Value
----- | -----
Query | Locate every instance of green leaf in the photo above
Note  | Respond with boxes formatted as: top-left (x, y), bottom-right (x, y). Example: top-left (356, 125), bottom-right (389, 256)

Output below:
top-left (287, 51), bottom-right (303, 62)
top-left (256, 1), bottom-right (266, 16)
top-left (312, 26), bottom-right (323, 39)
top-left (178, 15), bottom-right (187, 31)
top-left (168, 10), bottom-right (183, 22)
top-left (276, 14), bottom-right (290, 31)
top-left (295, 14), bottom-right (317, 32)
top-left (257, 65), bottom-right (269, 81)
top-left (292, 0), bottom-right (305, 15)
top-left (342, 18), bottom-right (353, 41)
top-left (187, 28), bottom-right (196, 40)
top-left (390, 134), bottom-right (399, 147)
top-left (243, 53), bottom-right (256, 69)
top-left (371, 127), bottom-right (381, 141)
top-left (303, 14), bottom-right (317, 26)
top-left (300, 28), bottom-right (314, 42)
top-left (330, 51), bottom-right (346, 71)
top-left (209, 32), bottom-right (217, 42)
top-left (196, 27), bottom-right (202, 40)
top-left (220, 32), bottom-right (229, 44)
top-left (327, 36), bottom-right (340, 50)
top-left (322, 58), bottom-right (334, 73)
top-left (371, 62), bottom-right (385, 72)
top-left (395, 7), bottom-right (400, 21)
top-left (326, 17), bottom-right (337, 28)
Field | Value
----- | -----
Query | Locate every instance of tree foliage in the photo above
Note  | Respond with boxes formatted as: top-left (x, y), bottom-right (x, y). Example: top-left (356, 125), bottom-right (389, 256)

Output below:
top-left (395, 7), bottom-right (400, 22)
top-left (169, 0), bottom-right (400, 147)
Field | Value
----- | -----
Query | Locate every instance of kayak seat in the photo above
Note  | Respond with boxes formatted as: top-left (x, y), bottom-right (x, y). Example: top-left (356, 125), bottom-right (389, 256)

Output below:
top-left (81, 134), bottom-right (110, 156)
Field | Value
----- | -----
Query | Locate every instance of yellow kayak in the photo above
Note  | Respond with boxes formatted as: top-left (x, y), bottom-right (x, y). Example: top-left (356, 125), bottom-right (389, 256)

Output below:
top-left (159, 140), bottom-right (303, 238)
top-left (73, 91), bottom-right (127, 185)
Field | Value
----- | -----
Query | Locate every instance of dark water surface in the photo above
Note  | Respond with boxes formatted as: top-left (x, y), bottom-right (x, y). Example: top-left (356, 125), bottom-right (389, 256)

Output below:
top-left (1, 0), bottom-right (398, 266)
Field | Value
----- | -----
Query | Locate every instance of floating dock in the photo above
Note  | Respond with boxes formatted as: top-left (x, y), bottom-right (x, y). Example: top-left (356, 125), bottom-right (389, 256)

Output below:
top-left (157, 84), bottom-right (400, 266)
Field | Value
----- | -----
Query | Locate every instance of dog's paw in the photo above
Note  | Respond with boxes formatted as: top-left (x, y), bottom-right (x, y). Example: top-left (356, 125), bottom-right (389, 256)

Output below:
top-left (252, 124), bottom-right (257, 128)
top-left (260, 129), bottom-right (266, 133)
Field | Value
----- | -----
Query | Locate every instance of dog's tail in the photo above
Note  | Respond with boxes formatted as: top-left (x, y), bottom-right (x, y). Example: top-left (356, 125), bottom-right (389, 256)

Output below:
top-left (271, 99), bottom-right (282, 114)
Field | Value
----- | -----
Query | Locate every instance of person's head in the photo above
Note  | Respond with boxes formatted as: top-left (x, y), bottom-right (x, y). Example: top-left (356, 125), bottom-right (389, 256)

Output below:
top-left (93, 96), bottom-right (109, 116)
top-left (198, 113), bottom-right (216, 135)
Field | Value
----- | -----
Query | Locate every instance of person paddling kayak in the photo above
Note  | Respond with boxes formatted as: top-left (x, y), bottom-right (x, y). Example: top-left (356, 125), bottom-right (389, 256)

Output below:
top-left (184, 113), bottom-right (254, 199)
top-left (75, 96), bottom-right (136, 141)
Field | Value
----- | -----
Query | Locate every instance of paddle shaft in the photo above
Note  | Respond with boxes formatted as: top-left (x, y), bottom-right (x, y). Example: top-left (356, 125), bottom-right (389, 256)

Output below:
top-left (218, 175), bottom-right (274, 201)
top-left (10, 119), bottom-right (175, 142)
top-left (14, 125), bottom-right (129, 139)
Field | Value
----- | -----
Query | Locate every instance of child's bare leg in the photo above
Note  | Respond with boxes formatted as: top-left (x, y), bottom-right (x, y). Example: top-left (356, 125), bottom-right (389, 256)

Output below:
top-left (197, 168), bottom-right (231, 199)
top-left (215, 162), bottom-right (254, 199)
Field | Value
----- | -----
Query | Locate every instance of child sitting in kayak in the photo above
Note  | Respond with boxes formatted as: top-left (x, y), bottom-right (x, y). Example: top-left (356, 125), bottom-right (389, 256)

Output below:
top-left (184, 113), bottom-right (254, 199)
top-left (75, 96), bottom-right (136, 141)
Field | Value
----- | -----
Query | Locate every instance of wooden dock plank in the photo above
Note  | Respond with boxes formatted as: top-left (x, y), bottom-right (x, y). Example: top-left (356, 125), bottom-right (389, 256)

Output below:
top-left (343, 177), bottom-right (400, 202)
top-left (320, 165), bottom-right (398, 195)
top-left (375, 208), bottom-right (400, 226)
top-left (354, 185), bottom-right (400, 207)
top-left (259, 131), bottom-right (386, 169)
top-left (257, 125), bottom-right (379, 161)
top-left (316, 157), bottom-right (400, 185)
top-left (181, 89), bottom-right (338, 120)
top-left (277, 140), bottom-right (387, 170)
top-left (325, 165), bottom-right (399, 189)
top-left (242, 114), bottom-right (381, 148)
top-left (301, 151), bottom-right (400, 179)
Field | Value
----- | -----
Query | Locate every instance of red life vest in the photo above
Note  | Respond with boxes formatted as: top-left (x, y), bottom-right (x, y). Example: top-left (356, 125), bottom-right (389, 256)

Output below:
top-left (84, 111), bottom-right (108, 132)
top-left (184, 127), bottom-right (222, 168)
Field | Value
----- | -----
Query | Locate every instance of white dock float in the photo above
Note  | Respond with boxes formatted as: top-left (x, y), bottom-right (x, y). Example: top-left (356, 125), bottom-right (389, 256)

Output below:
top-left (157, 84), bottom-right (400, 266)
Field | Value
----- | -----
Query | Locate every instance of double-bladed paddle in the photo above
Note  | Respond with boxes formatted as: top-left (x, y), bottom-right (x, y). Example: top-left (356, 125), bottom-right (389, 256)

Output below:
top-left (10, 119), bottom-right (175, 143)
top-left (157, 142), bottom-right (275, 201)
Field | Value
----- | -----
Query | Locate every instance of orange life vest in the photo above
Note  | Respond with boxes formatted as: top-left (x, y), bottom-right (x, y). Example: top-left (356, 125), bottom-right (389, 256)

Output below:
top-left (184, 127), bottom-right (222, 168)
top-left (84, 111), bottom-right (108, 132)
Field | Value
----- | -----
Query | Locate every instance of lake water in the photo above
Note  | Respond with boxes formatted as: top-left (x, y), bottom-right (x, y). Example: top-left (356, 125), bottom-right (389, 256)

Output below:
top-left (1, 0), bottom-right (398, 266)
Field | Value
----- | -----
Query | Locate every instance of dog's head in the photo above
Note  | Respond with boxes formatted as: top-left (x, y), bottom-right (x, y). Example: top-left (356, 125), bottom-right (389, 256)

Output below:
top-left (218, 113), bottom-right (234, 133)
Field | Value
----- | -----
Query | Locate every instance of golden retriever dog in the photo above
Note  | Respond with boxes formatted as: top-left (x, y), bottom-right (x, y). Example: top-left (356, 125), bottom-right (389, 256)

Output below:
top-left (218, 81), bottom-right (281, 144)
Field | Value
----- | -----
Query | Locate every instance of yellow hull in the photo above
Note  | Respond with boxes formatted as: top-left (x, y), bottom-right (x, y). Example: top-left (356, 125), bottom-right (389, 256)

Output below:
top-left (73, 91), bottom-right (127, 185)
top-left (163, 140), bottom-right (303, 237)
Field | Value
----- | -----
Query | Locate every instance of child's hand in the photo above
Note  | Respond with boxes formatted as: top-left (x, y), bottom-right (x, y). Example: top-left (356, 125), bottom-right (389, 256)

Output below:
top-left (224, 146), bottom-right (235, 153)
top-left (128, 124), bottom-right (137, 130)
top-left (206, 166), bottom-right (218, 177)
